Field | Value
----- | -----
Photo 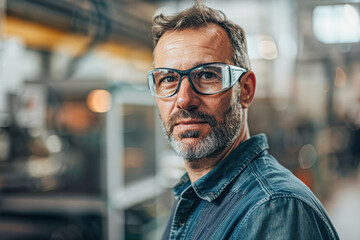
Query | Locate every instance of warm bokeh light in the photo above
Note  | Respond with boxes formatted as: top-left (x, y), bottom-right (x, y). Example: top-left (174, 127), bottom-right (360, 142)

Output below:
top-left (27, 156), bottom-right (61, 178)
top-left (87, 89), bottom-right (112, 113)
top-left (334, 67), bottom-right (347, 88)
top-left (57, 101), bottom-right (96, 133)
top-left (258, 39), bottom-right (278, 60)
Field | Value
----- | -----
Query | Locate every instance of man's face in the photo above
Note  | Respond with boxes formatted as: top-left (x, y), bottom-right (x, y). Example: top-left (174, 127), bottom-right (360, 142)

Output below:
top-left (154, 24), bottom-right (243, 160)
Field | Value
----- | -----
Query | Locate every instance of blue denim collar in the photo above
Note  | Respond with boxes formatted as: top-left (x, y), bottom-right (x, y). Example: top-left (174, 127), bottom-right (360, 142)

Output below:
top-left (173, 134), bottom-right (269, 202)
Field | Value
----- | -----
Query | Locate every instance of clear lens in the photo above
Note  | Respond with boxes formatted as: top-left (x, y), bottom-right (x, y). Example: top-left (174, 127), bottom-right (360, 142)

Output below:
top-left (190, 65), bottom-right (223, 94)
top-left (148, 63), bottom-right (238, 97)
top-left (153, 70), bottom-right (180, 97)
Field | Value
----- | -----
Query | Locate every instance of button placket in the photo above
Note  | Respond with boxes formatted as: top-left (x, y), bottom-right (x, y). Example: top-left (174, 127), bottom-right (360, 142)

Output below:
top-left (170, 187), bottom-right (198, 239)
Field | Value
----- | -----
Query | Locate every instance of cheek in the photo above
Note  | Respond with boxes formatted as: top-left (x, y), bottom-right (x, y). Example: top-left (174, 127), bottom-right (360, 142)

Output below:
top-left (206, 96), bottom-right (233, 119)
top-left (156, 99), bottom-right (172, 122)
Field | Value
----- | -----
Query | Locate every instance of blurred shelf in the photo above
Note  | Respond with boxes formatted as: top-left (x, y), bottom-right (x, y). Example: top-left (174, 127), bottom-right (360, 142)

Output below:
top-left (0, 194), bottom-right (106, 215)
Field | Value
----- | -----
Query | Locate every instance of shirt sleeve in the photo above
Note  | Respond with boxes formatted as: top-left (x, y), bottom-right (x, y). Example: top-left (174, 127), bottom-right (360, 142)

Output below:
top-left (233, 196), bottom-right (339, 240)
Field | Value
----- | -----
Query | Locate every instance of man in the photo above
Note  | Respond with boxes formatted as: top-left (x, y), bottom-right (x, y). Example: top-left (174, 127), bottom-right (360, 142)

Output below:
top-left (147, 2), bottom-right (339, 239)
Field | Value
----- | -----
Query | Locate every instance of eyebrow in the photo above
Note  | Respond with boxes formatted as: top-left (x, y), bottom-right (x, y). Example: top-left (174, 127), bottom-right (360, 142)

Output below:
top-left (179, 61), bottom-right (221, 70)
top-left (154, 61), bottom-right (225, 70)
top-left (191, 61), bottom-right (209, 68)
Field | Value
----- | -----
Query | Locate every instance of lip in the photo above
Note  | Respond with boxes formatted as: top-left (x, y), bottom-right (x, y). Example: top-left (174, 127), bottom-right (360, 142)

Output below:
top-left (175, 119), bottom-right (207, 126)
top-left (173, 119), bottom-right (208, 132)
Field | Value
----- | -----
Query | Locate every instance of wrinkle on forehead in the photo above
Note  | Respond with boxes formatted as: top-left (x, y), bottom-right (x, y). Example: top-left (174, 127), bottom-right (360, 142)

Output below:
top-left (160, 25), bottom-right (226, 49)
top-left (154, 24), bottom-right (232, 68)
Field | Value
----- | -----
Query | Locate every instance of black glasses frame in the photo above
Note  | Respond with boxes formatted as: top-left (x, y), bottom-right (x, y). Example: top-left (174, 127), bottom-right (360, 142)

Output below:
top-left (147, 62), bottom-right (248, 98)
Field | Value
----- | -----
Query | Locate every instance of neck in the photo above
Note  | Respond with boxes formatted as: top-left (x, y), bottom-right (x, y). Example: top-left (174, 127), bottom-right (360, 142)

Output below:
top-left (185, 121), bottom-right (250, 183)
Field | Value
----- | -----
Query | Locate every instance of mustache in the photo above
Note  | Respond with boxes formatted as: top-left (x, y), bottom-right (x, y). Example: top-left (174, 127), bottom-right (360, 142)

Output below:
top-left (167, 109), bottom-right (218, 133)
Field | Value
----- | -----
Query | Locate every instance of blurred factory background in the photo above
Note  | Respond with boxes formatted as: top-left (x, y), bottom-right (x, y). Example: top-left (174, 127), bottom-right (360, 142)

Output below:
top-left (0, 0), bottom-right (359, 239)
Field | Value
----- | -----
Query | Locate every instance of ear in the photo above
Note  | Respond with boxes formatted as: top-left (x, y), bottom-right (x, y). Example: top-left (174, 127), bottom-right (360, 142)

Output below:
top-left (239, 71), bottom-right (256, 108)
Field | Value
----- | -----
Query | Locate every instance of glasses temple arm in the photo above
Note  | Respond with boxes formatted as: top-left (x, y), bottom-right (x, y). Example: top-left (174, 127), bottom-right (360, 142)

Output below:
top-left (230, 67), bottom-right (248, 86)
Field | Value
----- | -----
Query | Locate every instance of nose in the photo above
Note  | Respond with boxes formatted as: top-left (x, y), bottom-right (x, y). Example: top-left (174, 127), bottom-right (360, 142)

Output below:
top-left (175, 77), bottom-right (200, 111)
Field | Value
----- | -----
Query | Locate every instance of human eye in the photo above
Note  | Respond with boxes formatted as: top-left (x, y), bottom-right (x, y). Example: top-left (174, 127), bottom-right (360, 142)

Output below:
top-left (160, 75), bottom-right (176, 83)
top-left (154, 70), bottom-right (178, 88)
top-left (199, 71), bottom-right (217, 79)
top-left (196, 69), bottom-right (221, 82)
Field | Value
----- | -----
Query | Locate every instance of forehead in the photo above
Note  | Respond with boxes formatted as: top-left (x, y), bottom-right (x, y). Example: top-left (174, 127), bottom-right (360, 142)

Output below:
top-left (154, 23), bottom-right (232, 69)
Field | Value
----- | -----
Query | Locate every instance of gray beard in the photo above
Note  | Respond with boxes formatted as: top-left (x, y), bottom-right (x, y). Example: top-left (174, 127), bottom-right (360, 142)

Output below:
top-left (161, 99), bottom-right (243, 161)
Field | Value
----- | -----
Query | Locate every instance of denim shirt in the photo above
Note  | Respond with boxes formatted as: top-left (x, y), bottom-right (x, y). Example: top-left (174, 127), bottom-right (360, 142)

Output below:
top-left (162, 134), bottom-right (339, 240)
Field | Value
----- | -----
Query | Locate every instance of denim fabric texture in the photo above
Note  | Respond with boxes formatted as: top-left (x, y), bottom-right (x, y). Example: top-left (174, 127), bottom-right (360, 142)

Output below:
top-left (162, 134), bottom-right (339, 240)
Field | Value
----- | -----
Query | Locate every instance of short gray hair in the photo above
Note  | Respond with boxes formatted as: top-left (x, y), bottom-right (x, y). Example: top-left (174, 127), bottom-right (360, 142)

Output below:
top-left (152, 1), bottom-right (251, 70)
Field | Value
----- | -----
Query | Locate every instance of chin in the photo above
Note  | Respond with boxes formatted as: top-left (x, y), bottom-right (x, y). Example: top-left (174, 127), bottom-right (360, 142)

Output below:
top-left (179, 138), bottom-right (203, 147)
top-left (169, 131), bottom-right (221, 160)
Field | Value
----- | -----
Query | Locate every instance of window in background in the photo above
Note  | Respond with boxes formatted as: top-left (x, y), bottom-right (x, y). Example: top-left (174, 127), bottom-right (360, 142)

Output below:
top-left (313, 4), bottom-right (360, 44)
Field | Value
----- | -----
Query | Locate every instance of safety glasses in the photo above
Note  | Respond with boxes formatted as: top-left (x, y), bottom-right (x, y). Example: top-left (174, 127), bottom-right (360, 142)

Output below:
top-left (147, 62), bottom-right (247, 98)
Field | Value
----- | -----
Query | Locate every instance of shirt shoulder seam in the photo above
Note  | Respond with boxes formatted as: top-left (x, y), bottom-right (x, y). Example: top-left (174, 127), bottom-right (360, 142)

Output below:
top-left (249, 157), bottom-right (274, 196)
top-left (236, 194), bottom-right (338, 239)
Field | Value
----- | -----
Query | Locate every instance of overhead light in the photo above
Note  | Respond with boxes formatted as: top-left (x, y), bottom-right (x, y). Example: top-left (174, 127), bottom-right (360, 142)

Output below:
top-left (313, 4), bottom-right (360, 44)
